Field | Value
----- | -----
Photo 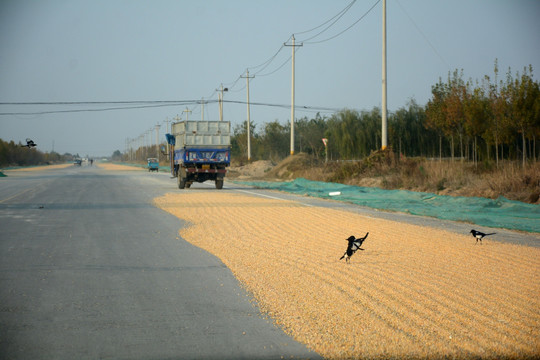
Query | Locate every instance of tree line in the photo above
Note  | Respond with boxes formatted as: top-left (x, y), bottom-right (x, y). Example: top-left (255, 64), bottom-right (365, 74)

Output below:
top-left (232, 62), bottom-right (540, 166)
top-left (0, 139), bottom-right (76, 167)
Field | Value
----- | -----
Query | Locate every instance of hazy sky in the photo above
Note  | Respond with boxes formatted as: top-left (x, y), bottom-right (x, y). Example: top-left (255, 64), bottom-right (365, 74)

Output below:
top-left (1, 0), bottom-right (539, 157)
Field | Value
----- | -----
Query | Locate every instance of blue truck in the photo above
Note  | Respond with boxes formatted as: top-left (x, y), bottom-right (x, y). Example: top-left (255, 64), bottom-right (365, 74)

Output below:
top-left (166, 120), bottom-right (231, 189)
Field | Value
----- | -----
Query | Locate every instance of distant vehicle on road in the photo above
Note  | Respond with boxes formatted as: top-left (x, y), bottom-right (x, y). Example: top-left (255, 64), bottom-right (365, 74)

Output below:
top-left (74, 159), bottom-right (82, 166)
top-left (147, 158), bottom-right (159, 172)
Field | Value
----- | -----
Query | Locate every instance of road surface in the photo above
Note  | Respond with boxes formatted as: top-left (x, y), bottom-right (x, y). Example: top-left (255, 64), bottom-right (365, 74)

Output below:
top-left (0, 165), bottom-right (322, 360)
top-left (1, 164), bottom-right (538, 360)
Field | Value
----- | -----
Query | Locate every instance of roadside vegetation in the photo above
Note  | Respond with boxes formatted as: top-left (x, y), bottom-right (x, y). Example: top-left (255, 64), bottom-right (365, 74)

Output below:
top-left (232, 62), bottom-right (539, 166)
top-left (229, 151), bottom-right (540, 204)
top-left (227, 62), bottom-right (540, 203)
top-left (0, 138), bottom-right (78, 167)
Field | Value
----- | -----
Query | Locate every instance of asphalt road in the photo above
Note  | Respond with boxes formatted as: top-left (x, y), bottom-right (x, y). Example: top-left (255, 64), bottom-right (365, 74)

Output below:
top-left (0, 166), bottom-right (322, 360)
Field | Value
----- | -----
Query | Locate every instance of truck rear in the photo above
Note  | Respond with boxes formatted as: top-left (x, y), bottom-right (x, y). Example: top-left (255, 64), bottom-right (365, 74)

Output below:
top-left (166, 120), bottom-right (231, 189)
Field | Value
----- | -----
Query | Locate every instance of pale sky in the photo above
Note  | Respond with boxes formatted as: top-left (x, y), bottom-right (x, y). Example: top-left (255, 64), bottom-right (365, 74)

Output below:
top-left (1, 0), bottom-right (539, 157)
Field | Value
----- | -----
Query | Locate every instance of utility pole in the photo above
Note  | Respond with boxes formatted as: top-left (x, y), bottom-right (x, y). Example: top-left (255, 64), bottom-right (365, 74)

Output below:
top-left (381, 0), bottom-right (388, 150)
top-left (183, 107), bottom-right (192, 121)
top-left (218, 84), bottom-right (228, 121)
top-left (284, 35), bottom-right (302, 155)
top-left (241, 69), bottom-right (255, 161)
top-left (164, 117), bottom-right (171, 160)
top-left (155, 123), bottom-right (161, 161)
top-left (201, 98), bottom-right (205, 121)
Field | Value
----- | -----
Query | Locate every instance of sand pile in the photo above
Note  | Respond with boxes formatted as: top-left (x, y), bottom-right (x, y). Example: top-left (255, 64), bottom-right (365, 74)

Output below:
top-left (228, 160), bottom-right (275, 179)
top-left (154, 192), bottom-right (539, 359)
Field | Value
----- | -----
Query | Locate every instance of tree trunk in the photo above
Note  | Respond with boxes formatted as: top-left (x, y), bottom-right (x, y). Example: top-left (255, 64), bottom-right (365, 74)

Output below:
top-left (495, 134), bottom-right (499, 168)
top-left (439, 135), bottom-right (442, 162)
top-left (451, 135), bottom-right (455, 162)
top-left (474, 136), bottom-right (478, 169)
top-left (534, 135), bottom-right (537, 162)
top-left (459, 133), bottom-right (464, 162)
top-left (522, 129), bottom-right (526, 168)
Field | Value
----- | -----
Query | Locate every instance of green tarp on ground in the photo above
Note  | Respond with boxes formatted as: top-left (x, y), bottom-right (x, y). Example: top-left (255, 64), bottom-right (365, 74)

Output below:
top-left (233, 178), bottom-right (540, 233)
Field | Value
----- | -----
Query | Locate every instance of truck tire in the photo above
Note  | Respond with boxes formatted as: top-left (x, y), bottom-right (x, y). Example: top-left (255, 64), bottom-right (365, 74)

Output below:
top-left (215, 179), bottom-right (223, 189)
top-left (178, 176), bottom-right (186, 189)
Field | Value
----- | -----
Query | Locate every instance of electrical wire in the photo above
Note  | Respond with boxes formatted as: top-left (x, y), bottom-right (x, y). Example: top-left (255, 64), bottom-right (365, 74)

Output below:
top-left (0, 99), bottom-right (340, 116)
top-left (304, 0), bottom-right (380, 44)
top-left (0, 100), bottom-right (218, 116)
top-left (248, 43), bottom-right (287, 72)
top-left (297, 0), bottom-right (357, 42)
top-left (294, 0), bottom-right (357, 36)
top-left (395, 0), bottom-right (451, 70)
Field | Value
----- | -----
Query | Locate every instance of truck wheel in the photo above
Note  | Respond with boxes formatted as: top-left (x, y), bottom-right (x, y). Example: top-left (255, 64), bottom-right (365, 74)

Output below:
top-left (178, 177), bottom-right (186, 189)
top-left (215, 179), bottom-right (223, 189)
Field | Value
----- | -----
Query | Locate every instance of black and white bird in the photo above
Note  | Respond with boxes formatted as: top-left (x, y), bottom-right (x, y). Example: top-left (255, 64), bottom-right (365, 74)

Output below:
top-left (21, 138), bottom-right (37, 148)
top-left (340, 232), bottom-right (369, 263)
top-left (470, 229), bottom-right (496, 244)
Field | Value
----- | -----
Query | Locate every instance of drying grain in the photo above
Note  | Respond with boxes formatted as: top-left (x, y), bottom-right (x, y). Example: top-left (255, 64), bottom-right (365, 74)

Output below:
top-left (4, 164), bottom-right (73, 172)
top-left (154, 192), bottom-right (540, 359)
top-left (97, 163), bottom-right (142, 171)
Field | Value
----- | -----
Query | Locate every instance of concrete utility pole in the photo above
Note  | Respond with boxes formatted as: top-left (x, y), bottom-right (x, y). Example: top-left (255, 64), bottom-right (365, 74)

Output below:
top-left (164, 117), bottom-right (170, 160)
top-left (138, 135), bottom-right (143, 161)
top-left (241, 69), bottom-right (255, 161)
top-left (284, 35), bottom-right (302, 155)
top-left (201, 98), bottom-right (205, 121)
top-left (155, 123), bottom-right (161, 160)
top-left (183, 107), bottom-right (192, 121)
top-left (381, 0), bottom-right (388, 150)
top-left (218, 84), bottom-right (228, 121)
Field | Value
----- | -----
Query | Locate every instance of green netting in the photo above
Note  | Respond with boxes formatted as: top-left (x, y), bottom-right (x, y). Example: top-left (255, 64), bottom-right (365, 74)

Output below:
top-left (233, 178), bottom-right (540, 233)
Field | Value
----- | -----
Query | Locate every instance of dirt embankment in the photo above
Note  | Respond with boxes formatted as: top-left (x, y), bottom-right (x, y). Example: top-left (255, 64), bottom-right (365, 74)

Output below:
top-left (228, 152), bottom-right (540, 204)
top-left (154, 192), bottom-right (540, 359)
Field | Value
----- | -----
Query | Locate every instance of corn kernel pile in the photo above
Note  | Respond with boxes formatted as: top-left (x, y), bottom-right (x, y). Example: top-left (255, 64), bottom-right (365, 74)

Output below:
top-left (154, 192), bottom-right (540, 359)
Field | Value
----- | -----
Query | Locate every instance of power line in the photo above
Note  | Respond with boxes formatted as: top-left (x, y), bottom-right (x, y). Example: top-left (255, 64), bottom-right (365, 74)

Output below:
top-left (0, 100), bottom-right (217, 116)
top-left (395, 0), bottom-right (451, 70)
top-left (304, 0), bottom-right (381, 44)
top-left (294, 0), bottom-right (357, 36)
top-left (0, 99), bottom-right (341, 116)
top-left (297, 0), bottom-right (358, 42)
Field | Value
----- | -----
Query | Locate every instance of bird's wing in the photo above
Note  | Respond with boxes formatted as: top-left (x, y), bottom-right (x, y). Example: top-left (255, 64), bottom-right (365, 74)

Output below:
top-left (353, 239), bottom-right (364, 248)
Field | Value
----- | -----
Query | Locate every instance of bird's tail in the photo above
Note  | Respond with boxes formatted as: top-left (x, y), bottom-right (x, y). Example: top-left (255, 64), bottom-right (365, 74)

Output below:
top-left (485, 233), bottom-right (496, 236)
top-left (339, 253), bottom-right (345, 260)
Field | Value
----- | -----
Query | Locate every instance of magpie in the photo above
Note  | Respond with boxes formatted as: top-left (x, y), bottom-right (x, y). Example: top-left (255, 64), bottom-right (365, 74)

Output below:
top-left (21, 138), bottom-right (37, 148)
top-left (470, 229), bottom-right (496, 244)
top-left (340, 232), bottom-right (369, 263)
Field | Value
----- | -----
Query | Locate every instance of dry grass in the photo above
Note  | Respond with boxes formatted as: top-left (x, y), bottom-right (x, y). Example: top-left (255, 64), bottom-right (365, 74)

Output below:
top-left (231, 153), bottom-right (540, 204)
top-left (154, 192), bottom-right (540, 360)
